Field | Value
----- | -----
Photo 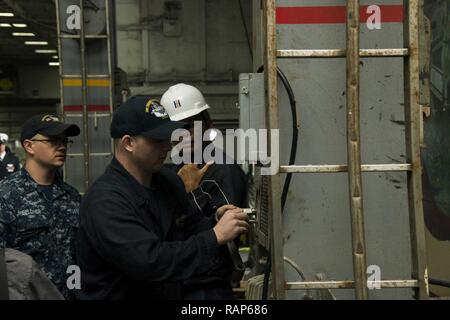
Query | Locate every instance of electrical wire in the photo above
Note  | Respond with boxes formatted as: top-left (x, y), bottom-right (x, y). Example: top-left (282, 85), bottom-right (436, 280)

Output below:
top-left (256, 65), bottom-right (299, 300)
top-left (429, 277), bottom-right (450, 288)
top-left (237, 0), bottom-right (253, 60)
top-left (283, 256), bottom-right (314, 299)
top-left (239, 1), bottom-right (299, 298)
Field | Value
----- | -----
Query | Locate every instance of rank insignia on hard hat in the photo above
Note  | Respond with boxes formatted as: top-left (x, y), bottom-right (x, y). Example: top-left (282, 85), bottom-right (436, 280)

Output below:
top-left (173, 99), bottom-right (182, 109)
top-left (145, 99), bottom-right (169, 119)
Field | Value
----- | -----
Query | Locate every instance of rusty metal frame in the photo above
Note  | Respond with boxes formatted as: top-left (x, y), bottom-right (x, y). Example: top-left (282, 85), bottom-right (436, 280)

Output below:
top-left (105, 0), bottom-right (116, 157)
top-left (55, 0), bottom-right (64, 119)
top-left (55, 0), bottom-right (68, 182)
top-left (346, 0), bottom-right (368, 300)
top-left (56, 0), bottom-right (90, 189)
top-left (403, 0), bottom-right (429, 299)
top-left (280, 164), bottom-right (412, 173)
top-left (260, 0), bottom-right (429, 300)
top-left (263, 0), bottom-right (285, 300)
top-left (56, 1), bottom-right (115, 192)
top-left (79, 0), bottom-right (90, 191)
top-left (286, 280), bottom-right (419, 290)
top-left (278, 48), bottom-right (409, 58)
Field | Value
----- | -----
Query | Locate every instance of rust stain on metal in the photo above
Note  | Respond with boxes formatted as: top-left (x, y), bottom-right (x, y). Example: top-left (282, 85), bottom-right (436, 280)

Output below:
top-left (403, 0), bottom-right (429, 299)
top-left (277, 49), bottom-right (408, 58)
top-left (285, 280), bottom-right (419, 290)
top-left (390, 119), bottom-right (406, 126)
top-left (346, 0), bottom-right (368, 300)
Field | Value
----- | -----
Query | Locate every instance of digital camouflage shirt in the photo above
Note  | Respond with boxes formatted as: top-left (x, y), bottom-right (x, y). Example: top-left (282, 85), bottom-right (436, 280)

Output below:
top-left (0, 168), bottom-right (80, 299)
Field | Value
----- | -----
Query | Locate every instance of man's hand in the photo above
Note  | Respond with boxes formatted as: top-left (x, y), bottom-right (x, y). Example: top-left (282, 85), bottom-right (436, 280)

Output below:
top-left (177, 161), bottom-right (214, 192)
top-left (215, 204), bottom-right (238, 221)
top-left (213, 208), bottom-right (249, 245)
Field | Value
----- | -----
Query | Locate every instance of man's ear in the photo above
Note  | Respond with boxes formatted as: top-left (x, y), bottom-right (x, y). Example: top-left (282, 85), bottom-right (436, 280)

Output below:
top-left (121, 135), bottom-right (134, 153)
top-left (22, 140), bottom-right (35, 155)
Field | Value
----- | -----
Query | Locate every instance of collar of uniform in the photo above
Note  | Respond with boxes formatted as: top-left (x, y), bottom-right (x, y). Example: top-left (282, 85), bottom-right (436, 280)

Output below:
top-left (19, 167), bottom-right (68, 199)
top-left (109, 157), bottom-right (154, 206)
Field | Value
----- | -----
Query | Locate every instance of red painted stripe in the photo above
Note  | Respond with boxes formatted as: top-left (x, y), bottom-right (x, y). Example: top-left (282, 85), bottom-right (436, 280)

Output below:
top-left (64, 105), bottom-right (111, 112)
top-left (276, 5), bottom-right (404, 24)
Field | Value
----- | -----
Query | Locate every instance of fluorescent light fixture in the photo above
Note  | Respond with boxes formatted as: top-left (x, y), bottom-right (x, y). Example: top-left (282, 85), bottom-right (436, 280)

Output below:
top-left (52, 56), bottom-right (58, 59)
top-left (0, 13), bottom-right (14, 17)
top-left (25, 41), bottom-right (48, 45)
top-left (12, 32), bottom-right (35, 36)
top-left (49, 62), bottom-right (60, 66)
top-left (12, 23), bottom-right (27, 28)
top-left (35, 49), bottom-right (57, 53)
top-left (0, 23), bottom-right (11, 27)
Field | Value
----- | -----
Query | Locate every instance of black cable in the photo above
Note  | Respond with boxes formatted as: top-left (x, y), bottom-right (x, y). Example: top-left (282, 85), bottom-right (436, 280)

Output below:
top-left (237, 0), bottom-right (253, 60)
top-left (429, 277), bottom-right (450, 288)
top-left (257, 65), bottom-right (299, 299)
top-left (278, 68), bottom-right (299, 211)
top-left (262, 253), bottom-right (271, 300)
top-left (85, 0), bottom-right (101, 11)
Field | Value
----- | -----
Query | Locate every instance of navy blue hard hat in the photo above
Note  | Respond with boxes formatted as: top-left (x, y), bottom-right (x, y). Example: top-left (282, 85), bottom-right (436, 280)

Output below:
top-left (110, 96), bottom-right (186, 140)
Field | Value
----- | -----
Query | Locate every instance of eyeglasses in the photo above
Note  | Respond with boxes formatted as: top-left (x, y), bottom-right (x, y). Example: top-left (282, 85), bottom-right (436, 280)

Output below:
top-left (30, 138), bottom-right (73, 147)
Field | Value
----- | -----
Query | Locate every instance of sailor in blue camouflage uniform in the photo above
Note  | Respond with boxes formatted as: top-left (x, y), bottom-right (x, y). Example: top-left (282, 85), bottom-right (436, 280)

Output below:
top-left (0, 114), bottom-right (81, 299)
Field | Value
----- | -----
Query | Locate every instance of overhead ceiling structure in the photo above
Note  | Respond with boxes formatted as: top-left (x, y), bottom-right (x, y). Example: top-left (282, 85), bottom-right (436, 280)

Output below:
top-left (0, 0), bottom-right (58, 65)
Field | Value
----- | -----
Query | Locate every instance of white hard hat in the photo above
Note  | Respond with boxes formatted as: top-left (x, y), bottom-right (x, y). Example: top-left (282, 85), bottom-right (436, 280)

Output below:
top-left (0, 133), bottom-right (8, 144)
top-left (160, 83), bottom-right (210, 121)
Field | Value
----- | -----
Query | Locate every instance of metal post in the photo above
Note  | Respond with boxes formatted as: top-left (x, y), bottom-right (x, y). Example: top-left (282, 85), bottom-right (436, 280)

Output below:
top-left (79, 0), bottom-right (90, 191)
top-left (105, 0), bottom-right (115, 154)
top-left (346, 0), bottom-right (368, 300)
top-left (264, 0), bottom-right (285, 300)
top-left (140, 0), bottom-right (150, 85)
top-left (55, 0), bottom-right (68, 181)
top-left (55, 0), bottom-right (64, 119)
top-left (403, 0), bottom-right (429, 300)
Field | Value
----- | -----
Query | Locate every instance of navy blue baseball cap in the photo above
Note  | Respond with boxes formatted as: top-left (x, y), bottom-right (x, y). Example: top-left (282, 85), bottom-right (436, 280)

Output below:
top-left (20, 114), bottom-right (80, 142)
top-left (110, 96), bottom-right (186, 140)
